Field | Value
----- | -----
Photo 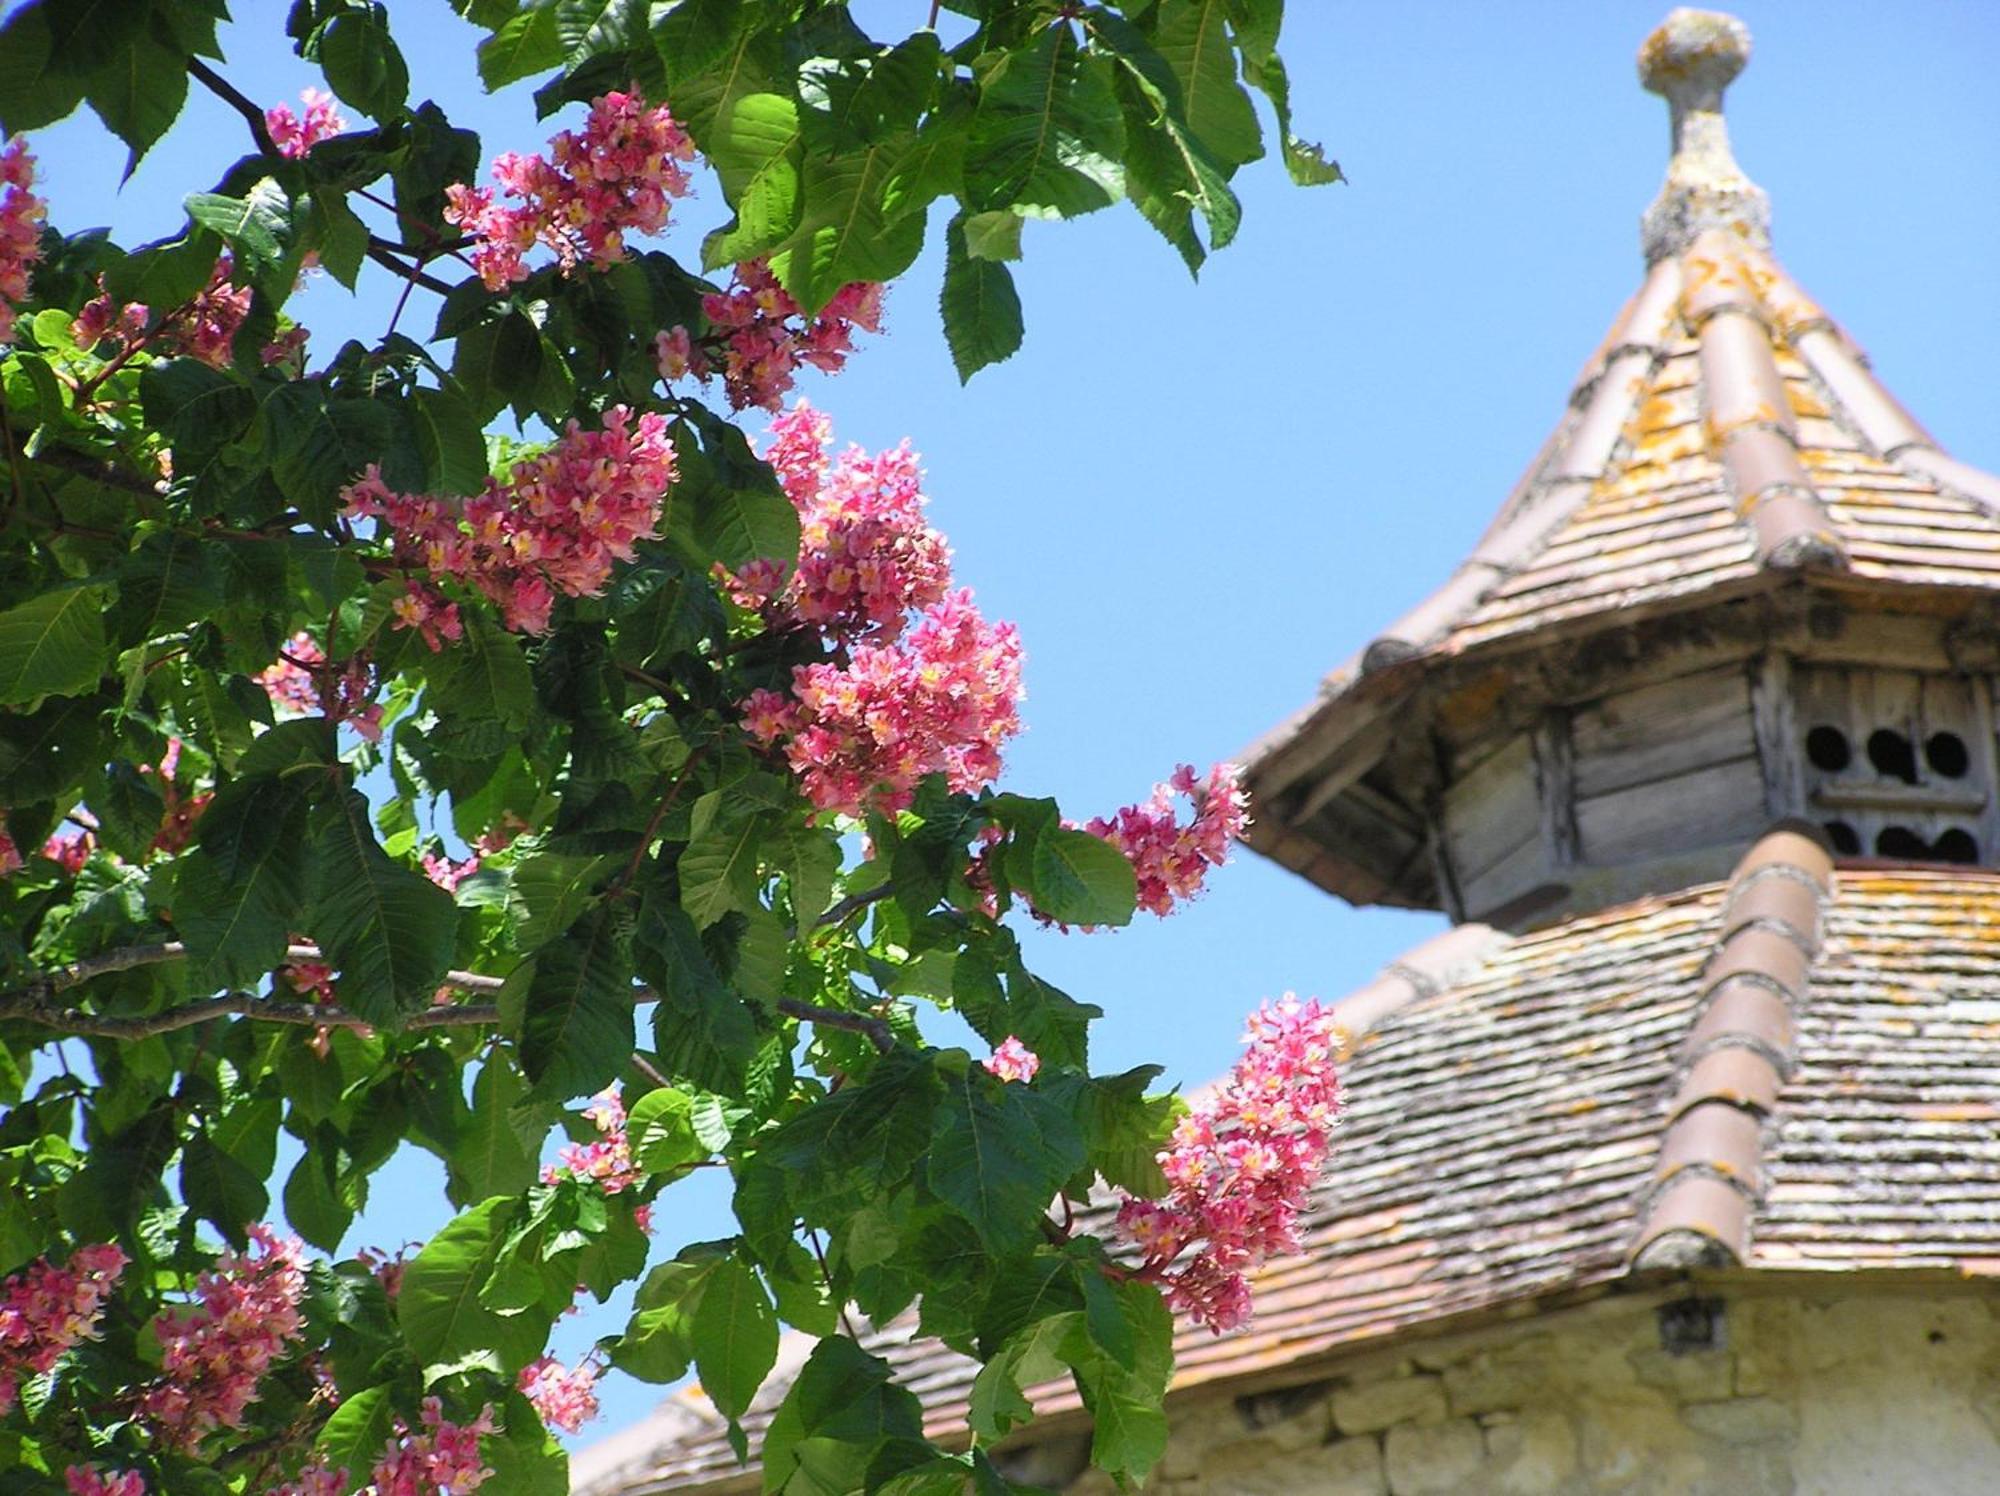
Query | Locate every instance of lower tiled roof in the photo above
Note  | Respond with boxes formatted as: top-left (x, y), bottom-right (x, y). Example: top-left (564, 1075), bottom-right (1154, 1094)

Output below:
top-left (577, 859), bottom-right (2000, 1494)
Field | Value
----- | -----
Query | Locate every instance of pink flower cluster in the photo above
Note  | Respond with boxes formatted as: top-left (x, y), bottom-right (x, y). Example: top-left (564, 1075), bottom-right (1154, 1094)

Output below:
top-left (143, 735), bottom-right (212, 855)
top-left (266, 1461), bottom-right (348, 1496)
top-left (255, 633), bottom-right (384, 742)
top-left (1085, 763), bottom-right (1250, 918)
top-left (0, 1242), bottom-right (127, 1416)
top-left (64, 1469), bottom-right (145, 1496)
top-left (751, 402), bottom-right (951, 640)
top-left (1115, 996), bottom-right (1343, 1333)
top-left (0, 825), bottom-right (19, 877)
top-left (518, 1353), bottom-right (601, 1434)
top-left (72, 255), bottom-right (252, 370)
top-left (140, 1224), bottom-right (308, 1446)
top-left (265, 88), bottom-right (347, 159)
top-left (542, 1087), bottom-right (639, 1196)
top-left (0, 136), bottom-right (43, 345)
top-left (658, 261), bottom-right (885, 412)
top-left (41, 825), bottom-right (92, 874)
top-left (343, 405), bottom-right (672, 639)
top-left (369, 1398), bottom-right (496, 1494)
top-left (742, 588), bottom-right (1024, 816)
top-left (446, 91), bottom-right (695, 291)
top-left (982, 1036), bottom-right (1040, 1083)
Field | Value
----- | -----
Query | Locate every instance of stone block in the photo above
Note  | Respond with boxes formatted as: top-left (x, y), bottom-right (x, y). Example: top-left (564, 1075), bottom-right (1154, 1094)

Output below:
top-left (1484, 1409), bottom-right (1578, 1494)
top-left (1628, 1345), bottom-right (1736, 1402)
top-left (1383, 1417), bottom-right (1483, 1495)
top-left (1232, 1382), bottom-right (1333, 1452)
top-left (1682, 1396), bottom-right (1796, 1445)
top-left (1199, 1437), bottom-right (1386, 1496)
top-left (1443, 1348), bottom-right (1551, 1416)
top-left (1332, 1373), bottom-right (1447, 1434)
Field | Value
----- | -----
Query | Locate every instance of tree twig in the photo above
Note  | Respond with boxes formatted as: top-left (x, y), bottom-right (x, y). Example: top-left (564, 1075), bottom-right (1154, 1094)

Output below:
top-left (29, 445), bottom-right (167, 498)
top-left (187, 58), bottom-right (281, 158)
top-left (775, 997), bottom-right (894, 1053)
top-left (811, 882), bottom-right (897, 930)
top-left (365, 241), bottom-right (456, 297)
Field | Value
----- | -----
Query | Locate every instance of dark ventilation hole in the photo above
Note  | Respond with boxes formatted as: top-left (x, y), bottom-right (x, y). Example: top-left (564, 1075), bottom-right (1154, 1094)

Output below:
top-left (1867, 728), bottom-right (1919, 784)
top-left (1805, 725), bottom-right (1852, 772)
top-left (1876, 825), bottom-right (1929, 859)
top-left (1926, 731), bottom-right (1971, 779)
top-left (1824, 820), bottom-right (1861, 855)
top-left (1934, 828), bottom-right (1979, 864)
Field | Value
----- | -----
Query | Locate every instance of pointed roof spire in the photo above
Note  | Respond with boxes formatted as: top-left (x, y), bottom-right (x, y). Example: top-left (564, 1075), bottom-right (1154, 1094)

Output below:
top-left (1638, 9), bottom-right (1769, 262)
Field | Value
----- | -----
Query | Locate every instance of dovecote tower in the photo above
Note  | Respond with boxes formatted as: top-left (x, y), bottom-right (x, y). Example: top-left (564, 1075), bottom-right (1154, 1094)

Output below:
top-left (580, 15), bottom-right (2000, 1496)
top-left (1246, 10), bottom-right (2000, 933)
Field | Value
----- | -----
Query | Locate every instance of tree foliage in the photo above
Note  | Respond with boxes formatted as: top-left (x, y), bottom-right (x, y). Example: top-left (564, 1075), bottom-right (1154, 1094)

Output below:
top-left (0, 1), bottom-right (1334, 1491)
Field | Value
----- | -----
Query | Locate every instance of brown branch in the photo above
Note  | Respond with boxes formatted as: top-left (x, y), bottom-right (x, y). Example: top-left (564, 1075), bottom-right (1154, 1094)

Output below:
top-left (365, 242), bottom-right (456, 297)
top-left (6, 941), bottom-right (898, 1053)
top-left (187, 58), bottom-right (281, 158)
top-left (811, 882), bottom-right (896, 930)
top-left (29, 446), bottom-right (167, 498)
top-left (775, 997), bottom-right (894, 1053)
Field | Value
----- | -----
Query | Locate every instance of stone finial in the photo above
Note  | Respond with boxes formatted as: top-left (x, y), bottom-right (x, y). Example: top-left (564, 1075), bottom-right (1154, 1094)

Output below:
top-left (1636, 9), bottom-right (1770, 264)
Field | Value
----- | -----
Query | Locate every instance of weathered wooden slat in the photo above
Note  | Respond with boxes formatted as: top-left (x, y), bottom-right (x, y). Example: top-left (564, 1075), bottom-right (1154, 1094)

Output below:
top-left (1751, 653), bottom-right (1805, 818)
top-left (1572, 667), bottom-right (1756, 800)
top-left (1444, 735), bottom-right (1538, 882)
top-left (1577, 755), bottom-right (1767, 862)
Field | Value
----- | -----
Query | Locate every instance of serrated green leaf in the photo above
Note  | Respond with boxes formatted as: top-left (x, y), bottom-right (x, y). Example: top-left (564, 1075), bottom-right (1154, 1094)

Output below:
top-left (0, 4), bottom-right (88, 132)
top-left (174, 774), bottom-right (313, 986)
top-left (969, 1311), bottom-right (1080, 1440)
top-left (700, 91), bottom-right (803, 268)
top-left (691, 1256), bottom-right (778, 1422)
top-left (86, 24), bottom-right (187, 169)
top-left (320, 9), bottom-right (407, 120)
top-left (0, 585), bottom-right (108, 707)
top-left (315, 1384), bottom-right (398, 1475)
top-left (928, 1070), bottom-right (1084, 1256)
top-left (678, 794), bottom-right (763, 928)
top-left (426, 612), bottom-right (534, 731)
top-left (450, 1056), bottom-right (549, 1205)
top-left (965, 26), bottom-right (1125, 219)
top-left (638, 897), bottom-right (757, 1092)
top-left (692, 470), bottom-right (800, 572)
top-left (410, 386), bottom-right (489, 495)
top-left (186, 179), bottom-right (293, 288)
top-left (399, 1197), bottom-right (554, 1379)
top-left (179, 1132), bottom-right (267, 1248)
top-left (308, 788), bottom-right (460, 1026)
top-left (627, 1086), bottom-right (706, 1172)
top-left (1152, 0), bottom-right (1263, 170)
top-left (140, 358), bottom-right (255, 458)
top-left (941, 214), bottom-right (1024, 383)
top-left (766, 131), bottom-right (929, 314)
top-left (519, 905), bottom-right (635, 1099)
top-left (1029, 826), bottom-right (1136, 927)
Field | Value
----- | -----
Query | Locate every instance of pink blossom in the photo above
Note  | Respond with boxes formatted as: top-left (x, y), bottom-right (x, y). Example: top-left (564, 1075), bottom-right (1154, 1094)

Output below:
top-left (175, 254), bottom-right (252, 369)
top-left (421, 850), bottom-right (481, 894)
top-left (1113, 996), bottom-right (1343, 1333)
top-left (1085, 763), bottom-right (1250, 917)
top-left (0, 825), bottom-right (20, 877)
top-left (741, 588), bottom-right (1024, 815)
top-left (982, 1036), bottom-right (1040, 1083)
top-left (265, 88), bottom-right (347, 159)
top-left (0, 1242), bottom-right (127, 1416)
top-left (672, 260), bottom-right (884, 411)
top-left (71, 292), bottom-right (149, 351)
top-left (517, 1354), bottom-right (601, 1434)
top-left (0, 136), bottom-right (43, 346)
top-left (541, 1086), bottom-right (638, 1195)
top-left (255, 634), bottom-right (383, 741)
top-left (445, 92), bottom-right (695, 290)
top-left (357, 1244), bottom-right (415, 1303)
top-left (40, 826), bottom-right (91, 874)
top-left (266, 1460), bottom-right (349, 1496)
top-left (140, 1224), bottom-right (308, 1445)
top-left (343, 406), bottom-right (672, 639)
top-left (141, 735), bottom-right (212, 854)
top-left (757, 403), bottom-right (952, 641)
top-left (64, 1468), bottom-right (146, 1496)
top-left (368, 1397), bottom-right (495, 1495)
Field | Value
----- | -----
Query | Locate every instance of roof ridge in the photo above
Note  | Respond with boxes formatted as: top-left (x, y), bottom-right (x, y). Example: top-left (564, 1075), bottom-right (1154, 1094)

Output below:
top-left (1327, 921), bottom-right (1511, 1043)
top-left (1629, 823), bottom-right (1834, 1269)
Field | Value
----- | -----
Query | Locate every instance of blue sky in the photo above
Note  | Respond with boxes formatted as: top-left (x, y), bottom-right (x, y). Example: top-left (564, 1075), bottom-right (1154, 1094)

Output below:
top-left (20, 0), bottom-right (2000, 1446)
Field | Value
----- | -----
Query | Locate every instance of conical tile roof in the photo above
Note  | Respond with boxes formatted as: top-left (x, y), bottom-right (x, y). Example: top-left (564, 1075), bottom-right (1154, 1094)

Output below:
top-left (1245, 7), bottom-right (2000, 909)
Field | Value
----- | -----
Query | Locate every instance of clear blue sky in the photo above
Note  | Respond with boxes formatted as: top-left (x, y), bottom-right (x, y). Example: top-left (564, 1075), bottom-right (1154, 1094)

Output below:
top-left (20, 0), bottom-right (2000, 1446)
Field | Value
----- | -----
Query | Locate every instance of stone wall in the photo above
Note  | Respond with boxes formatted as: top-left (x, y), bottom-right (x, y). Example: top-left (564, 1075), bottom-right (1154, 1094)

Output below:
top-left (1019, 1283), bottom-right (2000, 1496)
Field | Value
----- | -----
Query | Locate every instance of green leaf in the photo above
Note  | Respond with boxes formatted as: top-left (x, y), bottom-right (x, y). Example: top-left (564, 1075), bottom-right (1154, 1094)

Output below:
top-left (960, 210), bottom-right (1022, 262)
top-left (964, 26), bottom-right (1125, 218)
top-left (307, 189), bottom-right (369, 288)
top-left (140, 358), bottom-right (256, 458)
top-left (308, 788), bottom-right (460, 1027)
top-left (314, 1384), bottom-right (399, 1474)
top-left (1151, 0), bottom-right (1263, 169)
top-left (1029, 827), bottom-right (1137, 926)
top-left (320, 8), bottom-right (408, 120)
top-left (1227, 0), bottom-right (1343, 185)
top-left (613, 1252), bottom-right (714, 1383)
top-left (400, 1197), bottom-right (554, 1379)
top-left (185, 179), bottom-right (294, 289)
top-left (700, 91), bottom-right (803, 268)
top-left (57, 1103), bottom-right (178, 1241)
top-left (518, 905), bottom-right (635, 1100)
top-left (426, 612), bottom-right (535, 731)
top-left (410, 386), bottom-right (489, 495)
top-left (639, 900), bottom-right (758, 1092)
top-left (478, 5), bottom-right (565, 89)
top-left (766, 132), bottom-right (929, 314)
top-left (968, 1311), bottom-right (1081, 1440)
top-left (175, 774), bottom-right (315, 987)
top-left (627, 1086), bottom-right (707, 1172)
top-left (111, 529), bottom-right (222, 647)
top-left (775, 822), bottom-right (839, 923)
top-left (484, 1391), bottom-right (570, 1496)
top-left (0, 4), bottom-right (87, 131)
top-left (928, 1070), bottom-right (1085, 1256)
top-left (86, 23), bottom-right (188, 169)
top-left (180, 1132), bottom-right (268, 1248)
top-left (678, 793), bottom-right (764, 928)
top-left (261, 381), bottom-right (400, 526)
top-left (941, 214), bottom-right (1024, 383)
top-left (691, 1256), bottom-right (778, 1422)
top-left (692, 471), bottom-right (800, 572)
top-left (0, 584), bottom-right (108, 707)
top-left (450, 1056), bottom-right (548, 1204)
top-left (283, 1147), bottom-right (358, 1251)
top-left (511, 848), bottom-right (616, 951)
top-left (761, 1338), bottom-right (928, 1496)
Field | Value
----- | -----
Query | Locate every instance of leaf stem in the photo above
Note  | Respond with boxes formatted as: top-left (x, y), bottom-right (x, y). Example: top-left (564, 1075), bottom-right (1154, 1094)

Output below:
top-left (187, 57), bottom-right (281, 158)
